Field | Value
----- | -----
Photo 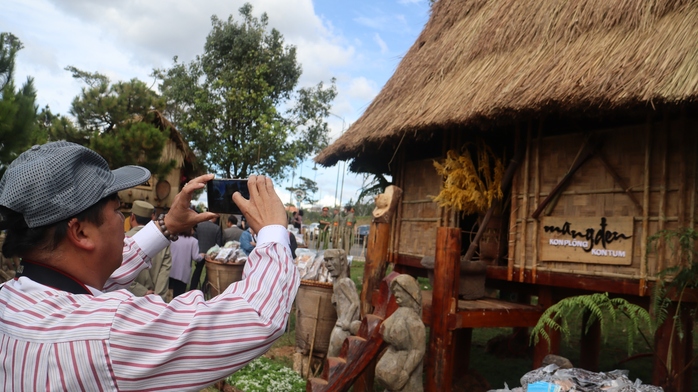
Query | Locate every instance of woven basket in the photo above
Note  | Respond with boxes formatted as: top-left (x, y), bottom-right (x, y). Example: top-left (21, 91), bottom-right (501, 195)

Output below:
top-left (295, 280), bottom-right (337, 356)
top-left (205, 260), bottom-right (245, 297)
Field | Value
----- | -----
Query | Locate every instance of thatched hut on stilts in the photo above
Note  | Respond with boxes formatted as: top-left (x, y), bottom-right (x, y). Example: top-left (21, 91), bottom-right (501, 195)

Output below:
top-left (314, 0), bottom-right (698, 391)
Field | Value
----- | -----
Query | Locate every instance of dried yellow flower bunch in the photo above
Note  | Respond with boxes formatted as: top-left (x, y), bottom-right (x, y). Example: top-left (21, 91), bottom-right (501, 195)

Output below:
top-left (432, 140), bottom-right (504, 215)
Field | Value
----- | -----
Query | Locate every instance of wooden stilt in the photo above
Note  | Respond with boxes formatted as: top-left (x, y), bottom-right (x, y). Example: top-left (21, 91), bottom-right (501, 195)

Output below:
top-left (533, 287), bottom-right (560, 367)
top-left (652, 302), bottom-right (693, 392)
top-left (579, 311), bottom-right (601, 372)
top-left (426, 227), bottom-right (461, 392)
top-left (452, 328), bottom-right (473, 384)
top-left (360, 221), bottom-right (393, 318)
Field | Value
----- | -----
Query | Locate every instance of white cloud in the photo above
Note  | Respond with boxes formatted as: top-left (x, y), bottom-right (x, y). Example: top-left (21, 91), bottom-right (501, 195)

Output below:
top-left (346, 77), bottom-right (378, 102)
top-left (373, 33), bottom-right (389, 54)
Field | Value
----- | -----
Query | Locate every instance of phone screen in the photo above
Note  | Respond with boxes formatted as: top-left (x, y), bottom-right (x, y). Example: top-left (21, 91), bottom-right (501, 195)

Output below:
top-left (207, 179), bottom-right (249, 215)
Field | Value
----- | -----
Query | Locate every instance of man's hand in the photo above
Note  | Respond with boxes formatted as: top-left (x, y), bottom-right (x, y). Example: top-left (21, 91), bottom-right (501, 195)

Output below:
top-left (232, 175), bottom-right (286, 233)
top-left (164, 174), bottom-right (218, 234)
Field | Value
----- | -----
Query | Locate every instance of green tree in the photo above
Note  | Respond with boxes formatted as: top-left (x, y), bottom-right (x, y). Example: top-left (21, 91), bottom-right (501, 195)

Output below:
top-left (285, 176), bottom-right (318, 205)
top-left (37, 105), bottom-right (86, 145)
top-left (0, 33), bottom-right (41, 173)
top-left (48, 66), bottom-right (175, 178)
top-left (155, 3), bottom-right (337, 180)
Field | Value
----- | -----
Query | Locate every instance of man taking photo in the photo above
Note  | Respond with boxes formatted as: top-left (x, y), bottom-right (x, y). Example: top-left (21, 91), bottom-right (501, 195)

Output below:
top-left (0, 141), bottom-right (299, 391)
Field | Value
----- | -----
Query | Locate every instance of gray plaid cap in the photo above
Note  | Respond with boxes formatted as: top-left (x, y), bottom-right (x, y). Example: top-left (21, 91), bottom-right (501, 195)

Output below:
top-left (0, 141), bottom-right (151, 228)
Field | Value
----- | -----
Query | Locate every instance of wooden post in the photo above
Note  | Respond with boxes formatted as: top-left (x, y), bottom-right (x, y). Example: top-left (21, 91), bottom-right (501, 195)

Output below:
top-left (531, 121), bottom-right (542, 284)
top-left (360, 222), bottom-right (392, 317)
top-left (533, 286), bottom-right (560, 367)
top-left (689, 108), bottom-right (697, 232)
top-left (360, 186), bottom-right (402, 318)
top-left (640, 117), bottom-right (652, 297)
top-left (652, 302), bottom-right (693, 392)
top-left (508, 124), bottom-right (521, 281)
top-left (518, 122), bottom-right (532, 282)
top-left (579, 310), bottom-right (601, 372)
top-left (426, 227), bottom-right (461, 392)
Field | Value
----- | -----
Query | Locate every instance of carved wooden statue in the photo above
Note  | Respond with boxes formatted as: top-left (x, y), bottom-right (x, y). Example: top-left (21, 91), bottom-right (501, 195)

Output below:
top-left (376, 274), bottom-right (425, 392)
top-left (324, 249), bottom-right (361, 357)
top-left (372, 185), bottom-right (403, 224)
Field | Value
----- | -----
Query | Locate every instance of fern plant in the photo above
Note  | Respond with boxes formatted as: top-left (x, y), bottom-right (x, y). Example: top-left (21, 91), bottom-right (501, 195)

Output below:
top-left (648, 227), bottom-right (698, 335)
top-left (530, 227), bottom-right (698, 392)
top-left (530, 292), bottom-right (651, 355)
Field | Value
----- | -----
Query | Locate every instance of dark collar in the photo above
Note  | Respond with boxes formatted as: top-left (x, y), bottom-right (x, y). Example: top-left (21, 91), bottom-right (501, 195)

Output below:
top-left (15, 259), bottom-right (92, 295)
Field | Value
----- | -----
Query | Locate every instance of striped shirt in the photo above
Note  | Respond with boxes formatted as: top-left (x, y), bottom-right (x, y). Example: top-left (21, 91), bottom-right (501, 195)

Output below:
top-left (0, 222), bottom-right (298, 391)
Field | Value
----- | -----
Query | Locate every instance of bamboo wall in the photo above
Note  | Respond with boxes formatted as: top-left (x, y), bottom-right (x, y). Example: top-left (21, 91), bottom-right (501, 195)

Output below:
top-left (394, 159), bottom-right (443, 261)
top-left (509, 117), bottom-right (698, 289)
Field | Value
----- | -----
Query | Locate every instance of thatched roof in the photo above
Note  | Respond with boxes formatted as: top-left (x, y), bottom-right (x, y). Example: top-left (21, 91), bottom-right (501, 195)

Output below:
top-left (316, 0), bottom-right (698, 169)
top-left (148, 110), bottom-right (197, 169)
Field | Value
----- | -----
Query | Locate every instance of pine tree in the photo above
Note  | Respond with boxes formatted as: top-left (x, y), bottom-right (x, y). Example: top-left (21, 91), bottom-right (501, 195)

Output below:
top-left (0, 33), bottom-right (40, 174)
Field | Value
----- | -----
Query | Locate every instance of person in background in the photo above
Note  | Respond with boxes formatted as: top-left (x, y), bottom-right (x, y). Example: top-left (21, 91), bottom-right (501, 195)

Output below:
top-left (169, 227), bottom-right (201, 297)
top-left (292, 209), bottom-right (303, 231)
top-left (318, 206), bottom-right (331, 250)
top-left (331, 206), bottom-right (343, 248)
top-left (190, 216), bottom-right (222, 290)
top-left (223, 215), bottom-right (243, 243)
top-left (240, 226), bottom-right (257, 256)
top-left (343, 205), bottom-right (357, 255)
top-left (0, 141), bottom-right (299, 391)
top-left (126, 200), bottom-right (172, 301)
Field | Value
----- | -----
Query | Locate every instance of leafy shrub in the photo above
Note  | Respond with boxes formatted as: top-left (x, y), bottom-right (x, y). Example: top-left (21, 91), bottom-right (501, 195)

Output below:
top-left (226, 356), bottom-right (305, 392)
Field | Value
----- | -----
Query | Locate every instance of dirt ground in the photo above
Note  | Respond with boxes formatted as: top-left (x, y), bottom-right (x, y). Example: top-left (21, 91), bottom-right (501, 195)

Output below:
top-left (263, 345), bottom-right (296, 362)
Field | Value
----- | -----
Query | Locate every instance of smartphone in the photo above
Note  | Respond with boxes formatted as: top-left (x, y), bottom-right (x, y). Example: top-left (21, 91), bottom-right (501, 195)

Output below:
top-left (206, 178), bottom-right (250, 215)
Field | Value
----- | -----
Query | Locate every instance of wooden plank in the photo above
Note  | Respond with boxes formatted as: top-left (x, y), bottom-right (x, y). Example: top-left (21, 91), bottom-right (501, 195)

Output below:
top-left (678, 118), bottom-right (687, 229)
top-left (508, 124), bottom-right (521, 281)
top-left (395, 253), bottom-right (427, 270)
top-left (532, 122), bottom-right (542, 284)
top-left (487, 266), bottom-right (645, 296)
top-left (390, 150), bottom-right (405, 264)
top-left (691, 113), bottom-right (697, 231)
top-left (518, 122), bottom-right (532, 282)
top-left (420, 291), bottom-right (543, 329)
top-left (640, 118), bottom-right (652, 296)
top-left (657, 115), bottom-right (669, 273)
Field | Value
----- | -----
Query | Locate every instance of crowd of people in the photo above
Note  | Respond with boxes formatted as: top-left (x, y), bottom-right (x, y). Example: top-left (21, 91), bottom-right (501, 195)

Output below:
top-left (314, 204), bottom-right (357, 255)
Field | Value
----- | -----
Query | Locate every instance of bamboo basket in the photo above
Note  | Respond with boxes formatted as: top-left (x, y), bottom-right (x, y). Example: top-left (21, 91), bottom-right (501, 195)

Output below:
top-left (205, 259), bottom-right (245, 297)
top-left (295, 280), bottom-right (337, 357)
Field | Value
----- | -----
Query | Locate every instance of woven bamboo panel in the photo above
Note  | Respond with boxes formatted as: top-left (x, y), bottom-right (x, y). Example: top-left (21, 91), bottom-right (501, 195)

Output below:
top-left (510, 118), bottom-right (697, 281)
top-left (397, 159), bottom-right (442, 258)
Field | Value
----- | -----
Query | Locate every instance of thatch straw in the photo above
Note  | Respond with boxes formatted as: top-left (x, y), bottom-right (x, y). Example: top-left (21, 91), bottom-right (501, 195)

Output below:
top-left (132, 110), bottom-right (197, 168)
top-left (316, 0), bottom-right (698, 168)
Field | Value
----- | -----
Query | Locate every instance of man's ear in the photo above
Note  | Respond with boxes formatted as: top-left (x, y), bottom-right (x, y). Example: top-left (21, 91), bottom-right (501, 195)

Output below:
top-left (65, 218), bottom-right (97, 251)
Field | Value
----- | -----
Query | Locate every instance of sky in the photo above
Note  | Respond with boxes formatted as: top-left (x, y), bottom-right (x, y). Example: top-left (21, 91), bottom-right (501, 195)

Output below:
top-left (2, 0), bottom-right (431, 209)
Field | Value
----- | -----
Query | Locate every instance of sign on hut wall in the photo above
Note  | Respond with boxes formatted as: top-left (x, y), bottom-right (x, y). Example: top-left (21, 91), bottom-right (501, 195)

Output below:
top-left (539, 217), bottom-right (634, 265)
